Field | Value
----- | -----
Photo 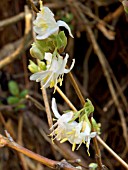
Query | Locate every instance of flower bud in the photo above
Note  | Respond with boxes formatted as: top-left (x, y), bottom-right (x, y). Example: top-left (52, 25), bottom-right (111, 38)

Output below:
top-left (30, 43), bottom-right (44, 60)
top-left (28, 60), bottom-right (39, 73)
top-left (37, 59), bottom-right (46, 70)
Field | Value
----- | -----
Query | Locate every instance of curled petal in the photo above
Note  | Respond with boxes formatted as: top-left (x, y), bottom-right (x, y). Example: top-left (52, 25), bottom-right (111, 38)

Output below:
top-left (52, 98), bottom-right (61, 119)
top-left (57, 20), bottom-right (74, 38)
top-left (64, 56), bottom-right (75, 73)
top-left (89, 132), bottom-right (97, 138)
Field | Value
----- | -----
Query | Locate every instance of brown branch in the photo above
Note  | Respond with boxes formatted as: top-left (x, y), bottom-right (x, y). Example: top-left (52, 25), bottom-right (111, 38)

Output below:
top-left (0, 12), bottom-right (25, 28)
top-left (103, 5), bottom-right (124, 22)
top-left (0, 5), bottom-right (32, 69)
top-left (0, 134), bottom-right (77, 170)
top-left (27, 0), bottom-right (39, 13)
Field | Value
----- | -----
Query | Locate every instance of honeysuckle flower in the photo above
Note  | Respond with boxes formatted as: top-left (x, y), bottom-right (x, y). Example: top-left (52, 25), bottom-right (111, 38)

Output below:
top-left (30, 52), bottom-right (75, 89)
top-left (66, 121), bottom-right (96, 152)
top-left (50, 98), bottom-right (96, 154)
top-left (50, 98), bottom-right (75, 140)
top-left (33, 1), bottom-right (73, 40)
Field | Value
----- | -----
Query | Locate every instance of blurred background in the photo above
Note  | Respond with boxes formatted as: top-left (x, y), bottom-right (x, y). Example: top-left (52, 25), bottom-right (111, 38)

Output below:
top-left (0, 0), bottom-right (128, 169)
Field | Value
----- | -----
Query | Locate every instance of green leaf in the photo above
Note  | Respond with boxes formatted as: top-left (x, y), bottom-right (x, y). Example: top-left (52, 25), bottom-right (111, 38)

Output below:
top-left (84, 99), bottom-right (94, 116)
top-left (7, 96), bottom-right (20, 105)
top-left (56, 31), bottom-right (67, 50)
top-left (36, 37), bottom-right (55, 55)
top-left (8, 81), bottom-right (20, 96)
top-left (15, 104), bottom-right (26, 111)
top-left (91, 118), bottom-right (101, 134)
top-left (20, 90), bottom-right (28, 98)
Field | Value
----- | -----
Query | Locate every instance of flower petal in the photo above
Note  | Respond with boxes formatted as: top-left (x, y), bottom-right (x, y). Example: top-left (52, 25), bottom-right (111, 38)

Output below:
top-left (30, 71), bottom-right (50, 82)
top-left (64, 58), bottom-right (75, 73)
top-left (42, 72), bottom-right (55, 88)
top-left (57, 20), bottom-right (74, 38)
top-left (35, 27), bottom-right (58, 40)
top-left (52, 98), bottom-right (61, 119)
top-left (44, 52), bottom-right (53, 62)
top-left (89, 132), bottom-right (97, 138)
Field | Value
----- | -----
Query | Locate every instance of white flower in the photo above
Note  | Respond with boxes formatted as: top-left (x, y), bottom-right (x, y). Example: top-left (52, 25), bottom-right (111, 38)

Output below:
top-left (66, 121), bottom-right (96, 152)
top-left (80, 123), bottom-right (96, 155)
top-left (50, 98), bottom-right (75, 140)
top-left (50, 98), bottom-right (96, 153)
top-left (33, 3), bottom-right (73, 40)
top-left (30, 53), bottom-right (75, 88)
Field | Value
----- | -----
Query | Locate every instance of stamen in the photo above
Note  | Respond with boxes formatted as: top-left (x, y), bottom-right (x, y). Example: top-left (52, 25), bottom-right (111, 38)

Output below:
top-left (60, 138), bottom-right (68, 143)
top-left (72, 143), bottom-right (76, 151)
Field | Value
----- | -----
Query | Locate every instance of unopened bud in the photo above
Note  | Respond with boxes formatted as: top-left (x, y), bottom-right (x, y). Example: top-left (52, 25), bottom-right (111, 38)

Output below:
top-left (37, 59), bottom-right (46, 70)
top-left (28, 60), bottom-right (38, 73)
top-left (30, 43), bottom-right (44, 60)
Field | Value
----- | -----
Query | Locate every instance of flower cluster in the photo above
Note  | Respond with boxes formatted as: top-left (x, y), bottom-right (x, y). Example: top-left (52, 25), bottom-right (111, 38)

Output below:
top-left (28, 1), bottom-right (100, 156)
top-left (30, 52), bottom-right (75, 88)
top-left (29, 1), bottom-right (75, 89)
top-left (50, 98), bottom-right (97, 154)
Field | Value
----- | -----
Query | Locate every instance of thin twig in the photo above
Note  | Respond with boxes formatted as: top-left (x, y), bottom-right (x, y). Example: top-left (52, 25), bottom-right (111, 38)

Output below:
top-left (41, 86), bottom-right (53, 128)
top-left (27, 0), bottom-right (39, 13)
top-left (0, 6), bottom-right (32, 69)
top-left (0, 12), bottom-right (25, 28)
top-left (26, 94), bottom-right (45, 111)
top-left (17, 114), bottom-right (29, 170)
top-left (55, 86), bottom-right (77, 111)
top-left (97, 136), bottom-right (128, 169)
top-left (68, 72), bottom-right (85, 106)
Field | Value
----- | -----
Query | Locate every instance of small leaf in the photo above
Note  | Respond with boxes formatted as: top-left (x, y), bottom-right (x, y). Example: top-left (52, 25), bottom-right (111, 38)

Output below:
top-left (84, 99), bottom-right (94, 116)
top-left (36, 38), bottom-right (55, 55)
top-left (20, 90), bottom-right (28, 98)
top-left (8, 81), bottom-right (20, 96)
top-left (15, 104), bottom-right (26, 111)
top-left (56, 31), bottom-right (67, 50)
top-left (7, 96), bottom-right (20, 105)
